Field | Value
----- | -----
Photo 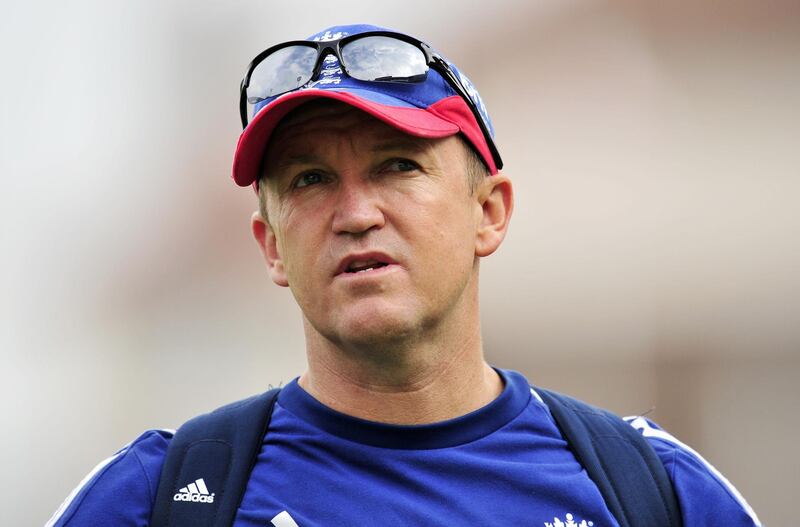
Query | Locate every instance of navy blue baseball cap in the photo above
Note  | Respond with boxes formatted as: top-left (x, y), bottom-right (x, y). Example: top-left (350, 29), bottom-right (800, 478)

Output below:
top-left (232, 24), bottom-right (500, 188)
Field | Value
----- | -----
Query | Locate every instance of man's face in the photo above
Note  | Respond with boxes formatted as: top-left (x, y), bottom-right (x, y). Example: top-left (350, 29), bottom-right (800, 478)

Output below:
top-left (254, 101), bottom-right (500, 349)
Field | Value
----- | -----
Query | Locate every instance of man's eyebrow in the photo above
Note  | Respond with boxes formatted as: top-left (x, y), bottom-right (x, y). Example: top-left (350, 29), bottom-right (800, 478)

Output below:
top-left (268, 136), bottom-right (431, 172)
top-left (370, 137), bottom-right (430, 154)
top-left (272, 153), bottom-right (323, 171)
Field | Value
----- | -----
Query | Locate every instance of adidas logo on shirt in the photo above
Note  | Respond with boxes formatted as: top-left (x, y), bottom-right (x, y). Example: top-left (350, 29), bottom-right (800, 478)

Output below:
top-left (172, 478), bottom-right (215, 504)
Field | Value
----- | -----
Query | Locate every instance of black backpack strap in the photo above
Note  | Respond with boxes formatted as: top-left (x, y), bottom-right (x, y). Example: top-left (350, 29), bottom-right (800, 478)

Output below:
top-left (150, 388), bottom-right (281, 527)
top-left (537, 388), bottom-right (682, 527)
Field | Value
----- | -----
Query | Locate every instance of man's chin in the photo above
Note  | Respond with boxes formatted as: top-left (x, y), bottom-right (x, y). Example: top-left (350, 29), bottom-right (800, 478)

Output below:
top-left (324, 304), bottom-right (423, 350)
top-left (343, 316), bottom-right (417, 346)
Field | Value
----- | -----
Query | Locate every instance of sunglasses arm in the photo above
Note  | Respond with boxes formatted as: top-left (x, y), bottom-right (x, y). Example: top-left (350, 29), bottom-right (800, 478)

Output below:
top-left (430, 56), bottom-right (504, 171)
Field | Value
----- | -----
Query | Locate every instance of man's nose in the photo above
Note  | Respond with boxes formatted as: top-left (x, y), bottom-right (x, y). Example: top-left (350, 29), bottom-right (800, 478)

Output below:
top-left (331, 179), bottom-right (386, 235)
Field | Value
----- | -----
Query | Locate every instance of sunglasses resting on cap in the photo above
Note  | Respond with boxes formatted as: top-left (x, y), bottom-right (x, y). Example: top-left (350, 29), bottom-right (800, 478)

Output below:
top-left (232, 24), bottom-right (502, 190)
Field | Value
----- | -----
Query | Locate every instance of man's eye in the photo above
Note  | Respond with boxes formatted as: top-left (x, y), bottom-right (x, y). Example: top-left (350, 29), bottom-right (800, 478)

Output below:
top-left (293, 171), bottom-right (325, 188)
top-left (386, 159), bottom-right (419, 172)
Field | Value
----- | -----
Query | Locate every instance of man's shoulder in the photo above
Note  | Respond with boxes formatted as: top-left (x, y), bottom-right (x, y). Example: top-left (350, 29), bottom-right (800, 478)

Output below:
top-left (528, 386), bottom-right (761, 526)
top-left (46, 429), bottom-right (173, 527)
top-left (625, 416), bottom-right (762, 526)
top-left (45, 389), bottom-right (279, 527)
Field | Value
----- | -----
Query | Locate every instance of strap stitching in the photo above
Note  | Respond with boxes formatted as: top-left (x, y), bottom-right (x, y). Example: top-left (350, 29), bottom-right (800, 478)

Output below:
top-left (229, 390), bottom-right (281, 517)
top-left (594, 412), bottom-right (678, 527)
top-left (619, 434), bottom-right (678, 527)
top-left (591, 436), bottom-right (634, 527)
top-left (591, 432), bottom-right (677, 527)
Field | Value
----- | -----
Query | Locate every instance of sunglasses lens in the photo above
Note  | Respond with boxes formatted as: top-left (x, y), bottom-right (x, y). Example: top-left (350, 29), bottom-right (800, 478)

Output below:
top-left (246, 45), bottom-right (318, 122)
top-left (341, 36), bottom-right (428, 82)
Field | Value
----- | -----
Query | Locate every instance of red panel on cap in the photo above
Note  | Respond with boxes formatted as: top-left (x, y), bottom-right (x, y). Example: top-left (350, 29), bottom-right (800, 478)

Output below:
top-left (427, 96), bottom-right (498, 175)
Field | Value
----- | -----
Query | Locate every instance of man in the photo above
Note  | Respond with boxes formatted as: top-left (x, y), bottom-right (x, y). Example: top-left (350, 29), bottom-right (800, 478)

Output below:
top-left (48, 24), bottom-right (760, 527)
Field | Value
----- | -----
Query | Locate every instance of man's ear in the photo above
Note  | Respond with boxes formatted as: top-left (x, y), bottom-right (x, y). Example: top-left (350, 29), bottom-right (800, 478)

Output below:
top-left (251, 211), bottom-right (289, 287)
top-left (475, 174), bottom-right (514, 257)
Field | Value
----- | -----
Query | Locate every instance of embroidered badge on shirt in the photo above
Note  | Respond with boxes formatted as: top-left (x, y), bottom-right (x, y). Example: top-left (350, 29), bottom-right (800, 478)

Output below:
top-left (544, 512), bottom-right (594, 527)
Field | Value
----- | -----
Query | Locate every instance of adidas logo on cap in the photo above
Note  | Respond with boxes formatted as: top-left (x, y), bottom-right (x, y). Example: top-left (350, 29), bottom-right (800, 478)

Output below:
top-left (173, 478), bottom-right (215, 504)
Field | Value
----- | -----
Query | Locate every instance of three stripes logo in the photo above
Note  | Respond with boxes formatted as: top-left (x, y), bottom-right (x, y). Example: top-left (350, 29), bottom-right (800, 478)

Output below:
top-left (173, 478), bottom-right (215, 504)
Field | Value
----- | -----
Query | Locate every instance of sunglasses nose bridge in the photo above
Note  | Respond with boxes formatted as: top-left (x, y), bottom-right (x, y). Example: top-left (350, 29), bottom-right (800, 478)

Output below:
top-left (311, 43), bottom-right (343, 77)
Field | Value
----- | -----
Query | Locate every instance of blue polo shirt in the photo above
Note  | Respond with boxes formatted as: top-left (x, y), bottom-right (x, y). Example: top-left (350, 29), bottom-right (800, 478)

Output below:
top-left (46, 369), bottom-right (761, 527)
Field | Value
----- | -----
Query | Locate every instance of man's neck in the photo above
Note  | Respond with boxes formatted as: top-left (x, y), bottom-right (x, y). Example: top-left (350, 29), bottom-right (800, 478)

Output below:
top-left (298, 323), bottom-right (503, 425)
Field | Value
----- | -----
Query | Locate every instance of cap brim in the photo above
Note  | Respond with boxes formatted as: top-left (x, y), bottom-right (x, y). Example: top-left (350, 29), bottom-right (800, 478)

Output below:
top-left (232, 89), bottom-right (461, 187)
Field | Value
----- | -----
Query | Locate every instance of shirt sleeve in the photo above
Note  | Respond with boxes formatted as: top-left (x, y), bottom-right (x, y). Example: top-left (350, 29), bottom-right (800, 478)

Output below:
top-left (626, 416), bottom-right (762, 527)
top-left (45, 429), bottom-right (173, 527)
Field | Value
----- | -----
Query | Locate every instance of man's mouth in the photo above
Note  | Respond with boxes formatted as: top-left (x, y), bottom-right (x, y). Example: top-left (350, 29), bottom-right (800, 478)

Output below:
top-left (345, 260), bottom-right (390, 274)
top-left (336, 253), bottom-right (398, 277)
